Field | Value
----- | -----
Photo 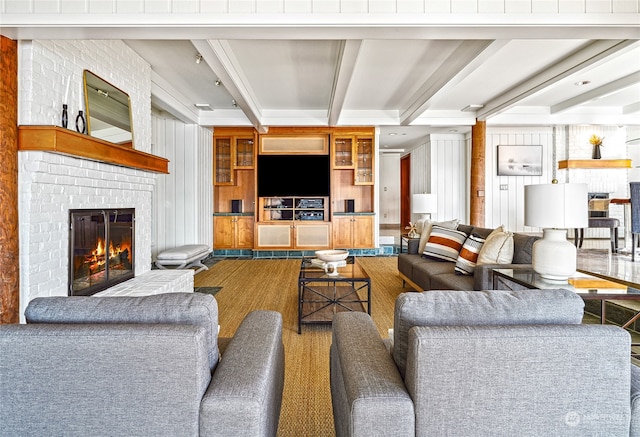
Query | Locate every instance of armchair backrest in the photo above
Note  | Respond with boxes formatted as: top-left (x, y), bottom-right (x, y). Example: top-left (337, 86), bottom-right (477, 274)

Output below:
top-left (405, 324), bottom-right (631, 436)
top-left (25, 292), bottom-right (219, 371)
top-left (1, 322), bottom-right (211, 436)
top-left (392, 289), bottom-right (585, 378)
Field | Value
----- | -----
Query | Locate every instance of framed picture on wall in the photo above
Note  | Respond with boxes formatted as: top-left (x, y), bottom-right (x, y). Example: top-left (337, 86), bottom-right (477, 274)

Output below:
top-left (497, 145), bottom-right (543, 176)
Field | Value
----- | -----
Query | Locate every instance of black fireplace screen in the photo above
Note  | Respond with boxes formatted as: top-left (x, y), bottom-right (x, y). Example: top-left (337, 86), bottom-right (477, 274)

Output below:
top-left (69, 209), bottom-right (135, 296)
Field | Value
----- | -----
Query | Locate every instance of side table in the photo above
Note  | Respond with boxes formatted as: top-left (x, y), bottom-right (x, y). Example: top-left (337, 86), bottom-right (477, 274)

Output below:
top-left (400, 234), bottom-right (420, 253)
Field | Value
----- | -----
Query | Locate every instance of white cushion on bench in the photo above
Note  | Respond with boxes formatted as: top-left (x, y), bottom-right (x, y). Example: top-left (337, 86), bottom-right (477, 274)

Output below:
top-left (156, 245), bottom-right (212, 273)
top-left (157, 244), bottom-right (211, 260)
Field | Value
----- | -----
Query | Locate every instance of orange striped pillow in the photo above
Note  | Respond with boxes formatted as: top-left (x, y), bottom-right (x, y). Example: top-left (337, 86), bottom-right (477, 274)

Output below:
top-left (422, 225), bottom-right (467, 262)
top-left (454, 234), bottom-right (486, 275)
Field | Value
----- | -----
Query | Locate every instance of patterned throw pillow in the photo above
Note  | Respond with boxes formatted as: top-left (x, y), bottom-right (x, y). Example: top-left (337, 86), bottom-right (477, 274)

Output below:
top-left (454, 234), bottom-right (486, 275)
top-left (422, 225), bottom-right (468, 262)
top-left (418, 219), bottom-right (460, 254)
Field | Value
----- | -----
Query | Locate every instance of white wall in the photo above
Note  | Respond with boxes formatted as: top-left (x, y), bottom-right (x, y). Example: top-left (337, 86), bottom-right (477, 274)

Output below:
top-left (405, 134), bottom-right (468, 224)
top-left (3, 0), bottom-right (637, 17)
top-left (152, 114), bottom-right (213, 257)
top-left (378, 153), bottom-right (400, 224)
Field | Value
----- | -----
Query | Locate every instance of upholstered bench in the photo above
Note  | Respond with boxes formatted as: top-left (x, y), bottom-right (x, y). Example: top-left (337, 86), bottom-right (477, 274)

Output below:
top-left (574, 217), bottom-right (620, 252)
top-left (155, 244), bottom-right (212, 273)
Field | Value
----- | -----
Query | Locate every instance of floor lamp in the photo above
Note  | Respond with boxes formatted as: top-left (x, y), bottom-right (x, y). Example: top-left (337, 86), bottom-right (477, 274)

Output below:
top-left (524, 182), bottom-right (588, 282)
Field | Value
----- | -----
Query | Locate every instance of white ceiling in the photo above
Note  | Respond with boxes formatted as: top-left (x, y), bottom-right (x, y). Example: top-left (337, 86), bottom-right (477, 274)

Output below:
top-left (124, 34), bottom-right (640, 150)
top-left (4, 20), bottom-right (638, 151)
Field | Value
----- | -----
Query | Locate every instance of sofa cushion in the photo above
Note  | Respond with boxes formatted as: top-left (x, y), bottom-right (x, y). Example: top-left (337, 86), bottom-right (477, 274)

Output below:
top-left (429, 272), bottom-right (474, 290)
top-left (512, 233), bottom-right (539, 264)
top-left (392, 289), bottom-right (585, 378)
top-left (477, 229), bottom-right (514, 264)
top-left (411, 259), bottom-right (457, 290)
top-left (418, 219), bottom-right (459, 254)
top-left (423, 225), bottom-right (467, 262)
top-left (25, 292), bottom-right (219, 371)
top-left (454, 234), bottom-right (485, 275)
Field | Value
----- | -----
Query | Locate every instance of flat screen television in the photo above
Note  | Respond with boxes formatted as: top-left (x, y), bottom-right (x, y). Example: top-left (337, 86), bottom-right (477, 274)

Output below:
top-left (258, 155), bottom-right (330, 197)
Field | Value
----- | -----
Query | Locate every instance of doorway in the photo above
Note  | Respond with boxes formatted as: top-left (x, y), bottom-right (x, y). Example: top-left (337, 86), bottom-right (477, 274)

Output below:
top-left (401, 154), bottom-right (411, 230)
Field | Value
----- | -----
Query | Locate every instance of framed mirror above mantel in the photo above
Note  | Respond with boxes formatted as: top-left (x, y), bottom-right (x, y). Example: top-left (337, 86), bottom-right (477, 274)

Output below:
top-left (83, 70), bottom-right (134, 148)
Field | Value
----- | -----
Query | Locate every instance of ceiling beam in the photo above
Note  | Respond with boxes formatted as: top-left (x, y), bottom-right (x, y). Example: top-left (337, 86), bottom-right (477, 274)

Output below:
top-left (399, 40), bottom-right (497, 126)
top-left (191, 39), bottom-right (268, 132)
top-left (477, 39), bottom-right (638, 120)
top-left (328, 40), bottom-right (362, 126)
top-left (624, 102), bottom-right (640, 114)
top-left (150, 70), bottom-right (199, 124)
top-left (551, 71), bottom-right (640, 114)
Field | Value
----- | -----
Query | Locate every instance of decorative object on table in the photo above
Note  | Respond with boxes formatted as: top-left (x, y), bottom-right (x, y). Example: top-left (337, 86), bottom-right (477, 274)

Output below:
top-left (497, 145), bottom-right (543, 176)
top-left (75, 110), bottom-right (86, 134)
top-left (589, 134), bottom-right (604, 159)
top-left (61, 76), bottom-right (70, 128)
top-left (311, 258), bottom-right (347, 276)
top-left (313, 249), bottom-right (349, 276)
top-left (405, 222), bottom-right (418, 238)
top-left (61, 104), bottom-right (68, 128)
top-left (315, 249), bottom-right (349, 262)
top-left (524, 180), bottom-right (588, 281)
top-left (412, 193), bottom-right (437, 221)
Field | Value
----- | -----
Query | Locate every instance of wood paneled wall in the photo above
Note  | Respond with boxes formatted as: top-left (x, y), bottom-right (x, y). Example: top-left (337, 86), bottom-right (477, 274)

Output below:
top-left (152, 115), bottom-right (213, 257)
top-left (0, 36), bottom-right (19, 324)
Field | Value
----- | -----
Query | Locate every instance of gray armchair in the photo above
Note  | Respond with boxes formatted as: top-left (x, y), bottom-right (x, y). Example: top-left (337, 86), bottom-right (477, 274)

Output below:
top-left (331, 289), bottom-right (638, 437)
top-left (0, 293), bottom-right (284, 437)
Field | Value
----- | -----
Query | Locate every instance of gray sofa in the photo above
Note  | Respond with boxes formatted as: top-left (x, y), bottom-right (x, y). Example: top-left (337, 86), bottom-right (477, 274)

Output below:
top-left (398, 224), bottom-right (539, 291)
top-left (0, 293), bottom-right (284, 437)
top-left (330, 289), bottom-right (640, 437)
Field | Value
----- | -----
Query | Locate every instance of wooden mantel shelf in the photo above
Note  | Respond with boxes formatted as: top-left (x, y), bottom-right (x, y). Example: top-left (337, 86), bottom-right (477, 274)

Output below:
top-left (558, 159), bottom-right (631, 170)
top-left (18, 126), bottom-right (169, 174)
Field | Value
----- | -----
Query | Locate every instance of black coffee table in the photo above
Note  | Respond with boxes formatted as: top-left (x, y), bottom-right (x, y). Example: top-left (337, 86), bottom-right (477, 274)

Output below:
top-left (297, 256), bottom-right (371, 334)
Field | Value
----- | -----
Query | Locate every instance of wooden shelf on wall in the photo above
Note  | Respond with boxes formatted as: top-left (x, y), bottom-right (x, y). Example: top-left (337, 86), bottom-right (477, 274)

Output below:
top-left (558, 159), bottom-right (631, 170)
top-left (18, 125), bottom-right (169, 174)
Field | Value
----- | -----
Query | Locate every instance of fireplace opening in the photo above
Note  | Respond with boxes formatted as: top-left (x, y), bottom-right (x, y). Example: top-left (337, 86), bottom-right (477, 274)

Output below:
top-left (69, 209), bottom-right (135, 296)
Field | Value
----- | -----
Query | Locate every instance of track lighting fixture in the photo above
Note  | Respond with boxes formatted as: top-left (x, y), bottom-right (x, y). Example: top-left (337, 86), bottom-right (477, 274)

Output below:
top-left (195, 54), bottom-right (203, 64)
top-left (215, 79), bottom-right (222, 87)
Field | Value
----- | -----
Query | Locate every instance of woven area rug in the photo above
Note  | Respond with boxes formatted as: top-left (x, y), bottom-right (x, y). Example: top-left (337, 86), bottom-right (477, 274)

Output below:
top-left (193, 286), bottom-right (222, 296)
top-left (194, 256), bottom-right (405, 437)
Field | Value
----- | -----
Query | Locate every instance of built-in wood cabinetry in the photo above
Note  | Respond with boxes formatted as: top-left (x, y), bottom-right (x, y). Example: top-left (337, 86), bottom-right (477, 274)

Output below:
top-left (212, 126), bottom-right (376, 251)
top-left (332, 215), bottom-right (374, 248)
top-left (213, 215), bottom-right (254, 249)
top-left (255, 222), bottom-right (331, 249)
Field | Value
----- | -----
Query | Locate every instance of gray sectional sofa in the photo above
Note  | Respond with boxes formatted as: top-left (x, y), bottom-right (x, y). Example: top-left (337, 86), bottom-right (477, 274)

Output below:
top-left (0, 293), bottom-right (285, 437)
top-left (398, 223), bottom-right (540, 291)
top-left (330, 289), bottom-right (640, 437)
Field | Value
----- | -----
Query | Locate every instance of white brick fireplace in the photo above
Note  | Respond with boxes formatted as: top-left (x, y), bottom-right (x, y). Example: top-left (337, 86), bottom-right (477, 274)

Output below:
top-left (19, 152), bottom-right (156, 306)
top-left (17, 40), bottom-right (159, 317)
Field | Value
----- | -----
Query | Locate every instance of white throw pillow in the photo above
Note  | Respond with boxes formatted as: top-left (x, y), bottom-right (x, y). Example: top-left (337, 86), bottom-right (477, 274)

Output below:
top-left (477, 229), bottom-right (514, 264)
top-left (418, 219), bottom-right (460, 254)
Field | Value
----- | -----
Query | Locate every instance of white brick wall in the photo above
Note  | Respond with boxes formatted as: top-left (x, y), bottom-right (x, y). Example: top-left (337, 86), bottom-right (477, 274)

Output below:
top-left (17, 40), bottom-right (156, 318)
top-left (18, 152), bottom-right (156, 311)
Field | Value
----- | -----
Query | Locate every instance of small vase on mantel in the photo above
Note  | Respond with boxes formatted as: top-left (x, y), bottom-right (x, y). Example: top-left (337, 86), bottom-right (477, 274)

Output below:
top-left (592, 144), bottom-right (601, 159)
top-left (589, 134), bottom-right (603, 160)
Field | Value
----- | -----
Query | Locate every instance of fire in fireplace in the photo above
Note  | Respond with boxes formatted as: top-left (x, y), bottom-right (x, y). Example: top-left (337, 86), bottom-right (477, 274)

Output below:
top-left (69, 209), bottom-right (135, 296)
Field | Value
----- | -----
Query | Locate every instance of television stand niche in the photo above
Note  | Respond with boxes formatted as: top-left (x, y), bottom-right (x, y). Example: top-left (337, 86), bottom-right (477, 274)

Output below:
top-left (256, 197), bottom-right (331, 250)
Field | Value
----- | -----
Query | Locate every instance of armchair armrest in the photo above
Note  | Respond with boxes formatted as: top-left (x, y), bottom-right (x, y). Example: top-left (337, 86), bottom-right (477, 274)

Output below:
top-left (200, 310), bottom-right (284, 437)
top-left (473, 263), bottom-right (532, 290)
top-left (631, 364), bottom-right (640, 436)
top-left (331, 312), bottom-right (414, 437)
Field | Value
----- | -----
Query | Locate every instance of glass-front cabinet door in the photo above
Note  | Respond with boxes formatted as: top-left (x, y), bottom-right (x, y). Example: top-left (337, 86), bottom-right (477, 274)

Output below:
top-left (234, 137), bottom-right (255, 169)
top-left (355, 137), bottom-right (374, 185)
top-left (332, 137), bottom-right (354, 169)
top-left (214, 137), bottom-right (233, 185)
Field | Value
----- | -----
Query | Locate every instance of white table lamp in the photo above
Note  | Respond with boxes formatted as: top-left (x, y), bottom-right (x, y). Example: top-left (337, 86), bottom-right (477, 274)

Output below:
top-left (524, 182), bottom-right (588, 281)
top-left (413, 193), bottom-right (437, 221)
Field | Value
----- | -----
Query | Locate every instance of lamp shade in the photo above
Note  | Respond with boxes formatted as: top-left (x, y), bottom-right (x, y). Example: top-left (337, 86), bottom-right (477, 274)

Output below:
top-left (412, 193), bottom-right (437, 214)
top-left (524, 183), bottom-right (588, 229)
